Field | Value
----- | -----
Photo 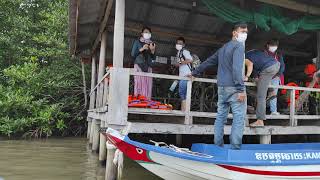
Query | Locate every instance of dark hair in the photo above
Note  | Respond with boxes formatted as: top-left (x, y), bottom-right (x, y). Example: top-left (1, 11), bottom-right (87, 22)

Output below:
top-left (141, 26), bottom-right (152, 33)
top-left (232, 22), bottom-right (248, 31)
top-left (266, 38), bottom-right (279, 46)
top-left (176, 37), bottom-right (185, 44)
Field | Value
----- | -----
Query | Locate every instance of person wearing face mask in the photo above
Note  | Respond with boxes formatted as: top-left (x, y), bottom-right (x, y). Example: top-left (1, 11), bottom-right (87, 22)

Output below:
top-left (174, 37), bottom-right (193, 111)
top-left (244, 49), bottom-right (280, 127)
top-left (264, 39), bottom-right (285, 115)
top-left (131, 26), bottom-right (156, 99)
top-left (190, 22), bottom-right (248, 150)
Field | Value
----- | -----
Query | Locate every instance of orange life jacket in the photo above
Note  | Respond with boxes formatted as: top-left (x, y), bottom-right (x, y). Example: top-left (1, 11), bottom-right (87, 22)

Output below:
top-left (304, 64), bottom-right (317, 78)
top-left (280, 82), bottom-right (300, 105)
top-left (128, 95), bottom-right (173, 110)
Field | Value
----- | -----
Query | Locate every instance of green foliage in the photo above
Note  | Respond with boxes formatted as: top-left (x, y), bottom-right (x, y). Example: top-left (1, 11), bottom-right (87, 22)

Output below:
top-left (0, 0), bottom-right (88, 137)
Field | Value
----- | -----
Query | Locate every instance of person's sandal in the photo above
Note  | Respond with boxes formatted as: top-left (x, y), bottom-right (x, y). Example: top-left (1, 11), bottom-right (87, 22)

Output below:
top-left (249, 121), bottom-right (264, 128)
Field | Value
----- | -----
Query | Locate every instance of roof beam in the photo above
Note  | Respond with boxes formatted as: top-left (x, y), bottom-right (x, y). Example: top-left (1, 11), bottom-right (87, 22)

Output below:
top-left (91, 0), bottom-right (114, 54)
top-left (256, 0), bottom-right (320, 16)
top-left (135, 0), bottom-right (213, 17)
top-left (110, 16), bottom-right (224, 40)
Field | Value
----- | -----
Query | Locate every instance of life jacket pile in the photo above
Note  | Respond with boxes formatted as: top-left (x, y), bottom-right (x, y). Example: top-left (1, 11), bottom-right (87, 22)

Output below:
top-left (128, 95), bottom-right (173, 110)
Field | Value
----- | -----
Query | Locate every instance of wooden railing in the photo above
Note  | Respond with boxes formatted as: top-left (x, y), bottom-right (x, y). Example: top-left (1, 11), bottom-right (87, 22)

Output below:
top-left (89, 67), bottom-right (320, 128)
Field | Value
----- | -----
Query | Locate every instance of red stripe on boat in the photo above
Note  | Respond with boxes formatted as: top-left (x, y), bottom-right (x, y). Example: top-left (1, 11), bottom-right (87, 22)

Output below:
top-left (104, 133), bottom-right (153, 163)
top-left (218, 164), bottom-right (320, 176)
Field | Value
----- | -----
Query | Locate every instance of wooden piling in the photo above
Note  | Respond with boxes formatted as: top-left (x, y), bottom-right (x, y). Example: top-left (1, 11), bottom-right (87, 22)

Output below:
top-left (88, 56), bottom-right (97, 141)
top-left (99, 121), bottom-right (107, 161)
top-left (117, 151), bottom-right (124, 180)
top-left (105, 141), bottom-right (117, 180)
top-left (87, 118), bottom-right (92, 139)
top-left (105, 0), bottom-right (125, 178)
top-left (89, 119), bottom-right (94, 144)
top-left (92, 120), bottom-right (100, 152)
top-left (176, 134), bottom-right (182, 146)
top-left (260, 135), bottom-right (271, 144)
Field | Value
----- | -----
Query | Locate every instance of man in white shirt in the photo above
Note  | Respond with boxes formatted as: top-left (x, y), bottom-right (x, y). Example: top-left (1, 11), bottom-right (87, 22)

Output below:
top-left (175, 37), bottom-right (193, 111)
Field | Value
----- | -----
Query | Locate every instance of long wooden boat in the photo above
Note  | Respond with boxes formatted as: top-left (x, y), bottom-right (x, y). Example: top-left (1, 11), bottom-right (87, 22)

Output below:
top-left (103, 128), bottom-right (320, 180)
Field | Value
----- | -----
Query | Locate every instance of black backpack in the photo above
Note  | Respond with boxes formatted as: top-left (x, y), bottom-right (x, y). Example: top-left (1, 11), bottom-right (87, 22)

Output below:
top-left (178, 48), bottom-right (201, 71)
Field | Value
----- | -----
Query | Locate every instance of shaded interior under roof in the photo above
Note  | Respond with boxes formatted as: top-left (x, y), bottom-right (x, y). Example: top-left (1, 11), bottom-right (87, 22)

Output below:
top-left (69, 0), bottom-right (320, 80)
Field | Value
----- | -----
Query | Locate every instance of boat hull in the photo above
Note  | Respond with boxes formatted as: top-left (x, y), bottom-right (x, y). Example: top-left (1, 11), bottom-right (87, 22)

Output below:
top-left (148, 150), bottom-right (320, 180)
top-left (138, 162), bottom-right (207, 180)
top-left (103, 129), bottom-right (320, 180)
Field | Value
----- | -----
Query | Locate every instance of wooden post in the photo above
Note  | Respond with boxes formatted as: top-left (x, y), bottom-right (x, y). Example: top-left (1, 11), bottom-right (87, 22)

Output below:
top-left (99, 121), bottom-right (107, 162)
top-left (87, 119), bottom-right (92, 140)
top-left (199, 83), bottom-right (205, 112)
top-left (176, 134), bottom-right (182, 146)
top-left (90, 118), bottom-right (95, 144)
top-left (184, 80), bottom-right (193, 124)
top-left (81, 60), bottom-right (88, 108)
top-left (290, 90), bottom-right (297, 126)
top-left (97, 31), bottom-right (107, 107)
top-left (113, 0), bottom-right (125, 68)
top-left (106, 141), bottom-right (117, 180)
top-left (94, 30), bottom-right (107, 153)
top-left (107, 1), bottom-right (125, 178)
top-left (316, 32), bottom-right (320, 116)
top-left (92, 120), bottom-right (100, 152)
top-left (107, 68), bottom-right (129, 125)
top-left (88, 56), bottom-right (97, 140)
top-left (102, 78), bottom-right (109, 106)
top-left (317, 32), bottom-right (320, 70)
top-left (117, 152), bottom-right (124, 180)
top-left (260, 135), bottom-right (271, 144)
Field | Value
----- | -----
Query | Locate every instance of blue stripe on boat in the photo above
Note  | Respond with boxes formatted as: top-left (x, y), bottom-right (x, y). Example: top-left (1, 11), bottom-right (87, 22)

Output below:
top-left (124, 136), bottom-right (320, 166)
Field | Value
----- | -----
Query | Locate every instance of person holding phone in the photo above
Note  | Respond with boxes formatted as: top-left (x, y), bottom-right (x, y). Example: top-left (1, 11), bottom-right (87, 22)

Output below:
top-left (131, 26), bottom-right (156, 99)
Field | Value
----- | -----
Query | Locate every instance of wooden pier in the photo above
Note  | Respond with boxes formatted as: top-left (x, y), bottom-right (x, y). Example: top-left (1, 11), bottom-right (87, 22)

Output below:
top-left (69, 0), bottom-right (320, 179)
top-left (86, 68), bottom-right (320, 178)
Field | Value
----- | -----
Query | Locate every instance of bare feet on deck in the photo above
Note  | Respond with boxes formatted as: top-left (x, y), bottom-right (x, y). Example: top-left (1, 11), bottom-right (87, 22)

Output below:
top-left (249, 120), bottom-right (264, 127)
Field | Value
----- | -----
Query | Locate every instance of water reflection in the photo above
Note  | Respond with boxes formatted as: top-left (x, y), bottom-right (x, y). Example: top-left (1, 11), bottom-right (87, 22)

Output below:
top-left (0, 138), bottom-right (161, 180)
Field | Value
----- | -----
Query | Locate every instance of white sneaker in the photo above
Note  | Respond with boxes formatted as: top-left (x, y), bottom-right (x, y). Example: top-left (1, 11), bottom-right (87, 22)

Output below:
top-left (271, 112), bottom-right (280, 115)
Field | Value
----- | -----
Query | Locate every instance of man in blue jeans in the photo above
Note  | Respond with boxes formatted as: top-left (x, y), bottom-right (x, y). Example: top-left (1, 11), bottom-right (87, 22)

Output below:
top-left (191, 22), bottom-right (248, 149)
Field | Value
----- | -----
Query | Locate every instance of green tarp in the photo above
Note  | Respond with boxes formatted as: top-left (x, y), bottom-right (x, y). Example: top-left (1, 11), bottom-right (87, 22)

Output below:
top-left (202, 0), bottom-right (320, 35)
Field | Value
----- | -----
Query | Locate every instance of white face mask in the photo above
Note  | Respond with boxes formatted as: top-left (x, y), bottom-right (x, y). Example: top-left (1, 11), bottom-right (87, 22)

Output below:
top-left (268, 46), bottom-right (278, 53)
top-left (236, 32), bottom-right (247, 43)
top-left (143, 33), bottom-right (151, 40)
top-left (176, 44), bottom-right (183, 51)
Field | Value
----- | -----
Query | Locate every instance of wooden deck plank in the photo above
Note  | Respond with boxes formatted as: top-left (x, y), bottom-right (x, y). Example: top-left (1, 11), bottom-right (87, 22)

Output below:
top-left (128, 122), bottom-right (320, 135)
top-left (89, 108), bottom-right (319, 121)
top-left (129, 108), bottom-right (319, 120)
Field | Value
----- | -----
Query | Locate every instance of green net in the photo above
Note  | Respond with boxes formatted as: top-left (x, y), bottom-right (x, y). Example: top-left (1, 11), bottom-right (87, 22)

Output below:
top-left (202, 0), bottom-right (320, 35)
